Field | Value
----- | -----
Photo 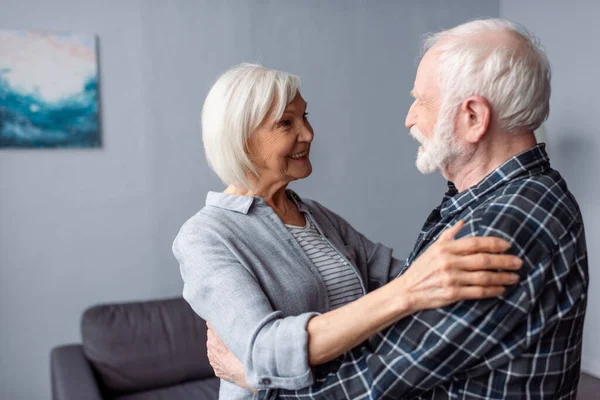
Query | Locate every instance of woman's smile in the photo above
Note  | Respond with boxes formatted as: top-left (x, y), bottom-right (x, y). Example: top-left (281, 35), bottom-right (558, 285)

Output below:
top-left (289, 147), bottom-right (310, 161)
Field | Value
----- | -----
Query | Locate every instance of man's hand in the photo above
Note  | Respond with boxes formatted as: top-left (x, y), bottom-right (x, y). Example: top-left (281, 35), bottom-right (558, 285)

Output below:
top-left (206, 323), bottom-right (255, 391)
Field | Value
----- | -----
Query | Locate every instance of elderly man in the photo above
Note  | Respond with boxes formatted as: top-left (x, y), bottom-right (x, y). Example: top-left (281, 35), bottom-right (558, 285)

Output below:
top-left (211, 19), bottom-right (588, 399)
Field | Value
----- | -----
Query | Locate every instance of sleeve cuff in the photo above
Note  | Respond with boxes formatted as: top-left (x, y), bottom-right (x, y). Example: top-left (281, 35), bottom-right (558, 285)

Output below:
top-left (255, 367), bottom-right (314, 390)
top-left (246, 311), bottom-right (319, 390)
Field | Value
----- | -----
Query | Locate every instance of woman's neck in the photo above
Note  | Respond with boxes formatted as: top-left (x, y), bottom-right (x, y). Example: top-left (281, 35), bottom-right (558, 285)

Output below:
top-left (224, 182), bottom-right (300, 222)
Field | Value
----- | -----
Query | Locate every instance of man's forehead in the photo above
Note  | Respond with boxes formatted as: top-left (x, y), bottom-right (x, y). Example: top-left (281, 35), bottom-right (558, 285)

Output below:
top-left (414, 49), bottom-right (439, 96)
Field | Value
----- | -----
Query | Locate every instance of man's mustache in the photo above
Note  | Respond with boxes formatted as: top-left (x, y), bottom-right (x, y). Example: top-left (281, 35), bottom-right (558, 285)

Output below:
top-left (410, 126), bottom-right (426, 145)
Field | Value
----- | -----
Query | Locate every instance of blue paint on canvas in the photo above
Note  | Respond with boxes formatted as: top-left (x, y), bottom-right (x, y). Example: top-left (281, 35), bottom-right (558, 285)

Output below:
top-left (0, 31), bottom-right (101, 148)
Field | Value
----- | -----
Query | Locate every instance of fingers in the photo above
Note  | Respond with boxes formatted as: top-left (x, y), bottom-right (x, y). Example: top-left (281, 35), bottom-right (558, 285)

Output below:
top-left (443, 236), bottom-right (512, 255)
top-left (207, 327), bottom-right (216, 342)
top-left (207, 327), bottom-right (221, 354)
top-left (450, 270), bottom-right (519, 287)
top-left (450, 286), bottom-right (507, 301)
top-left (437, 220), bottom-right (465, 242)
top-left (451, 253), bottom-right (523, 271)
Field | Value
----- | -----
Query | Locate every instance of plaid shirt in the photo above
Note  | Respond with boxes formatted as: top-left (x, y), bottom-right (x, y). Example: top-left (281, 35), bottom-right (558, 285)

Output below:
top-left (267, 144), bottom-right (588, 399)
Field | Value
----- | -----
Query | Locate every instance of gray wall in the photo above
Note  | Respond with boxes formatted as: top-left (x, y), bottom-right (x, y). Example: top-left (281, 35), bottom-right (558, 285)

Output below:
top-left (0, 1), bottom-right (500, 398)
top-left (501, 0), bottom-right (600, 379)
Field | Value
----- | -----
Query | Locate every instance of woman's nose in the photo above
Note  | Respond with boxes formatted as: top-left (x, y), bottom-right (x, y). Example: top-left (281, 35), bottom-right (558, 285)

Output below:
top-left (299, 123), bottom-right (314, 142)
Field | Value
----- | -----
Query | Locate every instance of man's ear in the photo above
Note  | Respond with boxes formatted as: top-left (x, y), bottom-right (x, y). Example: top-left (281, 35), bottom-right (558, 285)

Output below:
top-left (458, 96), bottom-right (491, 143)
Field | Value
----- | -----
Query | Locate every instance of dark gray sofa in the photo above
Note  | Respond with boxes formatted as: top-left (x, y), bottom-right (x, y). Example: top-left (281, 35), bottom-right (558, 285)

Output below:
top-left (50, 297), bottom-right (219, 400)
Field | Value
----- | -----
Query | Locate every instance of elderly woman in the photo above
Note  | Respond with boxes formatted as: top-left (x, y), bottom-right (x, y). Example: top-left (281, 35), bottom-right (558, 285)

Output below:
top-left (172, 64), bottom-right (522, 399)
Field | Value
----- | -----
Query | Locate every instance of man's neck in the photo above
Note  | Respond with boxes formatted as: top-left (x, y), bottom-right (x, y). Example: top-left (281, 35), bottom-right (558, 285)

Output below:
top-left (444, 131), bottom-right (538, 192)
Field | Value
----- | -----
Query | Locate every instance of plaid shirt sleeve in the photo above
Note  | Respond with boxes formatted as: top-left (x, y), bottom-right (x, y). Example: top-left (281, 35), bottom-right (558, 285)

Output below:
top-left (268, 193), bottom-right (586, 399)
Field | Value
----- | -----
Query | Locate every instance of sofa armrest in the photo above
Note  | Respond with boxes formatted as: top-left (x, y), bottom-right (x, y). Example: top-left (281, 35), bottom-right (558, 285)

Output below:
top-left (51, 344), bottom-right (103, 400)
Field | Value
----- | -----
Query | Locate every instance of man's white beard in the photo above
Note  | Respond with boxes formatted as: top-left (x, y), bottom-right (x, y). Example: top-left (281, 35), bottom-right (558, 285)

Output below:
top-left (409, 110), bottom-right (464, 175)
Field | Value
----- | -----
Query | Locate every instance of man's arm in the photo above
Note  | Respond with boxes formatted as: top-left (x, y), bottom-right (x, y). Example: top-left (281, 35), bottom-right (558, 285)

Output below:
top-left (272, 201), bottom-right (584, 399)
top-left (273, 272), bottom-right (535, 399)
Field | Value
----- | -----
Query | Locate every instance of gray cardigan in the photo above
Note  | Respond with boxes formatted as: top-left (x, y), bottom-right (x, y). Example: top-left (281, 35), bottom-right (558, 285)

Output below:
top-left (172, 190), bottom-right (404, 399)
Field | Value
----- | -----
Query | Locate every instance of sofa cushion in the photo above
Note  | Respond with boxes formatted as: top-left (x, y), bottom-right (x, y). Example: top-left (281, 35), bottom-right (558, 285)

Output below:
top-left (81, 297), bottom-right (214, 395)
top-left (113, 378), bottom-right (220, 400)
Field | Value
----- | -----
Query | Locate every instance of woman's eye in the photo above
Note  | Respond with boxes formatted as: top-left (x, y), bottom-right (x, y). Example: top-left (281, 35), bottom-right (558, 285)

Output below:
top-left (278, 120), bottom-right (291, 128)
top-left (303, 112), bottom-right (309, 119)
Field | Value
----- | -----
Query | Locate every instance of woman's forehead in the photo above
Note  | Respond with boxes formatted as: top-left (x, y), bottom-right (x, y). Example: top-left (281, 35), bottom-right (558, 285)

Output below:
top-left (283, 93), bottom-right (306, 113)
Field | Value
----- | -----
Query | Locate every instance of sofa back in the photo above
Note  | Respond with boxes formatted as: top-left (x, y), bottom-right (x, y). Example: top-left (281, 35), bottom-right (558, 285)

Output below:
top-left (81, 297), bottom-right (214, 395)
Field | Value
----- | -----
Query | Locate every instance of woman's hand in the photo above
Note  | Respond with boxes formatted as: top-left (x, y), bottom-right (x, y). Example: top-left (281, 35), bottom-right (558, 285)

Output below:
top-left (397, 220), bottom-right (523, 312)
top-left (206, 323), bottom-right (255, 391)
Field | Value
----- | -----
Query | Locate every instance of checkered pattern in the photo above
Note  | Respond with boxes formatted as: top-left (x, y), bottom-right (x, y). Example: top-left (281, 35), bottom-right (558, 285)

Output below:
top-left (267, 144), bottom-right (588, 400)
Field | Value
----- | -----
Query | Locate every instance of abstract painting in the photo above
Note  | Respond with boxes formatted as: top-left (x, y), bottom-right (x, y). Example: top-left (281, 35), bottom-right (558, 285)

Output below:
top-left (0, 30), bottom-right (100, 148)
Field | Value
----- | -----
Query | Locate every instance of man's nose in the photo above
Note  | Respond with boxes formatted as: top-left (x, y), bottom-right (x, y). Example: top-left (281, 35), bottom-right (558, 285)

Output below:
top-left (405, 102), bottom-right (417, 129)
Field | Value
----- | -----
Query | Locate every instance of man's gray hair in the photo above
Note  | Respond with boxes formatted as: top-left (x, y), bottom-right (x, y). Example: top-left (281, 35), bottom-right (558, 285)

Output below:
top-left (422, 18), bottom-right (551, 133)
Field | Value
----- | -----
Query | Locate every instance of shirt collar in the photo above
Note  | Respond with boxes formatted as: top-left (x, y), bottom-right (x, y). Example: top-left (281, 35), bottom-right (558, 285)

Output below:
top-left (440, 143), bottom-right (550, 218)
top-left (205, 189), bottom-right (307, 214)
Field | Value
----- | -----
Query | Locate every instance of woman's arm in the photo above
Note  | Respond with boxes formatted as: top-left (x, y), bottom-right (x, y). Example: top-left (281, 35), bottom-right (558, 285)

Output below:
top-left (207, 221), bottom-right (522, 388)
top-left (305, 221), bottom-right (521, 365)
top-left (173, 229), bottom-right (320, 390)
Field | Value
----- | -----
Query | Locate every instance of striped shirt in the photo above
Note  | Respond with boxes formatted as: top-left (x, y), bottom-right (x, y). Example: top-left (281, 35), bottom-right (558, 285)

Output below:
top-left (267, 144), bottom-right (588, 400)
top-left (286, 216), bottom-right (363, 310)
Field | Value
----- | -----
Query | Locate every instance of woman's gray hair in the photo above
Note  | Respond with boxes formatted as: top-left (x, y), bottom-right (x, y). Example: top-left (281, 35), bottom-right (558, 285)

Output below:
top-left (422, 18), bottom-right (551, 133)
top-left (202, 63), bottom-right (300, 189)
